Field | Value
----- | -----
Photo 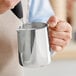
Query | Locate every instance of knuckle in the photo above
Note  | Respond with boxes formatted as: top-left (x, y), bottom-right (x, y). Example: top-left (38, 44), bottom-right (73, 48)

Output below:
top-left (66, 34), bottom-right (70, 39)
top-left (51, 38), bottom-right (60, 45)
top-left (67, 23), bottom-right (72, 32)
top-left (66, 33), bottom-right (72, 40)
top-left (50, 32), bottom-right (54, 37)
top-left (51, 31), bottom-right (56, 37)
top-left (50, 45), bottom-right (56, 51)
top-left (52, 45), bottom-right (62, 52)
top-left (65, 33), bottom-right (72, 40)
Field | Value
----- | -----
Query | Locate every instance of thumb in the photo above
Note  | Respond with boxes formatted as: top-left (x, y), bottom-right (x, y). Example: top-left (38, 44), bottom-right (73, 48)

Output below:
top-left (48, 16), bottom-right (59, 27)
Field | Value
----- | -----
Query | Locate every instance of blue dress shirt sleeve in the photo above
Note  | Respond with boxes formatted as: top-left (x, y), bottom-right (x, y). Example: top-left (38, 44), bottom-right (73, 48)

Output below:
top-left (29, 0), bottom-right (55, 23)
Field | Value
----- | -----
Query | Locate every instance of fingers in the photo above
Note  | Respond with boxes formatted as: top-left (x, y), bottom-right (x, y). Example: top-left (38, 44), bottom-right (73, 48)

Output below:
top-left (48, 16), bottom-right (59, 27)
top-left (49, 31), bottom-right (72, 41)
top-left (50, 38), bottom-right (68, 47)
top-left (48, 16), bottom-right (72, 32)
top-left (48, 28), bottom-right (72, 51)
top-left (50, 37), bottom-right (70, 51)
top-left (49, 21), bottom-right (72, 33)
top-left (55, 21), bottom-right (72, 32)
top-left (48, 16), bottom-right (72, 52)
top-left (51, 45), bottom-right (62, 52)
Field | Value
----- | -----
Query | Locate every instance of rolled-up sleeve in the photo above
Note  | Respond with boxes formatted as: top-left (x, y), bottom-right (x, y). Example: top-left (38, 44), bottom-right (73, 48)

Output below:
top-left (29, 0), bottom-right (54, 23)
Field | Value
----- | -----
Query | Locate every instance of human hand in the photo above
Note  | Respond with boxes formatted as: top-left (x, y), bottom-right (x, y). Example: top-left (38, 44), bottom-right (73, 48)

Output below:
top-left (0, 0), bottom-right (20, 14)
top-left (48, 16), bottom-right (72, 52)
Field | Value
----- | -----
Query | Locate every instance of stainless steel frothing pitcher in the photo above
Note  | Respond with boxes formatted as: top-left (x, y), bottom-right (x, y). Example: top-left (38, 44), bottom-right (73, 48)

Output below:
top-left (17, 22), bottom-right (51, 67)
top-left (11, 2), bottom-right (52, 68)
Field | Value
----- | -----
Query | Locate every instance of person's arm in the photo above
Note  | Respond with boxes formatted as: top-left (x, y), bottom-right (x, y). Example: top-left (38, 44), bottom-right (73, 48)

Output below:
top-left (0, 0), bottom-right (20, 14)
top-left (0, 0), bottom-right (72, 52)
top-left (29, 0), bottom-right (72, 52)
top-left (48, 16), bottom-right (72, 52)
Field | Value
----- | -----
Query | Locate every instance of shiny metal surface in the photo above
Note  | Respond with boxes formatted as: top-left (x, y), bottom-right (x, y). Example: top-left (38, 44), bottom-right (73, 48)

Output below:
top-left (17, 22), bottom-right (51, 67)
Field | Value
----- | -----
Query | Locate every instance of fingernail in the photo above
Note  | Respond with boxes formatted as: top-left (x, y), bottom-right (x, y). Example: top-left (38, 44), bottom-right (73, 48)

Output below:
top-left (49, 22), bottom-right (57, 27)
top-left (56, 46), bottom-right (62, 52)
